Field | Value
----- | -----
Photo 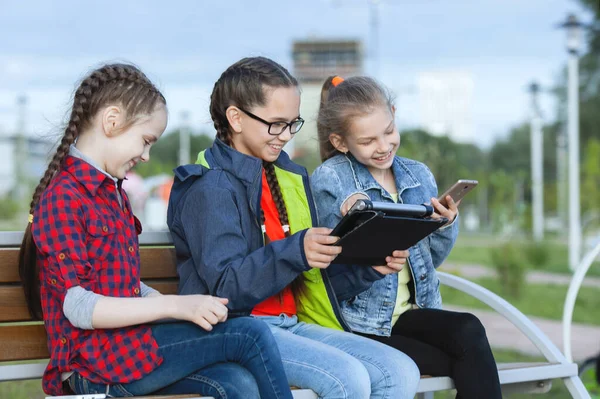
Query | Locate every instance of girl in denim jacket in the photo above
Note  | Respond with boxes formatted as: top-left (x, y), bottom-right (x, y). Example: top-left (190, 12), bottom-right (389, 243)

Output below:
top-left (311, 75), bottom-right (502, 399)
top-left (168, 57), bottom-right (421, 399)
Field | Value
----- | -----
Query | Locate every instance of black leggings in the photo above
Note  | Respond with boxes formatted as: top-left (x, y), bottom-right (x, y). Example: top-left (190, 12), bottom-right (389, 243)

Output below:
top-left (358, 308), bottom-right (502, 399)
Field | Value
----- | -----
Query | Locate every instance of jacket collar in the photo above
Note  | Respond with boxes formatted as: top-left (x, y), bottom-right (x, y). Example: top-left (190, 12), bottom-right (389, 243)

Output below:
top-left (208, 138), bottom-right (308, 184)
top-left (344, 152), bottom-right (420, 195)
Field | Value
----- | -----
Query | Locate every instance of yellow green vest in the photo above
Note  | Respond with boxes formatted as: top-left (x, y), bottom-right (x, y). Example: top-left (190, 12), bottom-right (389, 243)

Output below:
top-left (197, 150), bottom-right (344, 331)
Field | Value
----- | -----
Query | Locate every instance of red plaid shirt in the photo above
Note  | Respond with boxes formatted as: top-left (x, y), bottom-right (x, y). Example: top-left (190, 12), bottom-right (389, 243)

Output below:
top-left (32, 156), bottom-right (162, 395)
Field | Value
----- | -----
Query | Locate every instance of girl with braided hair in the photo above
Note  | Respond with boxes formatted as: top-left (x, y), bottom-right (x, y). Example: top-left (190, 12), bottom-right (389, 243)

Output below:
top-left (168, 56), bottom-right (420, 399)
top-left (19, 63), bottom-right (293, 399)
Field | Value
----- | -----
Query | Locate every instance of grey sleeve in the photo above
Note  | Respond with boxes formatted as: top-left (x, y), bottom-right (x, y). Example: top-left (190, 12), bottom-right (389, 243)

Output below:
top-left (63, 286), bottom-right (103, 330)
top-left (140, 281), bottom-right (160, 297)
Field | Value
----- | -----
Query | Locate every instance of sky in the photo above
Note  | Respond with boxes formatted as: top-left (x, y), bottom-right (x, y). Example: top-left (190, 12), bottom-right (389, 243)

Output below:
top-left (0, 0), bottom-right (593, 148)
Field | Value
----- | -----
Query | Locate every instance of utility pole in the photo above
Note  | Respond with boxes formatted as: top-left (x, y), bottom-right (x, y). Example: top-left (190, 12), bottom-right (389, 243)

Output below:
top-left (559, 14), bottom-right (583, 270)
top-left (528, 82), bottom-right (544, 241)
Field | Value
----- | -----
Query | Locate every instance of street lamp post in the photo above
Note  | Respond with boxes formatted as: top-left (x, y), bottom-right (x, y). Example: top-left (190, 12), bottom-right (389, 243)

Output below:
top-left (528, 82), bottom-right (544, 242)
top-left (559, 14), bottom-right (583, 270)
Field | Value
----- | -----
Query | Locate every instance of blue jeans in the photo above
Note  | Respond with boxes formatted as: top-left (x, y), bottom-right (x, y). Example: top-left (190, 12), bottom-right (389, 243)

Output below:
top-left (68, 317), bottom-right (293, 399)
top-left (258, 314), bottom-right (420, 399)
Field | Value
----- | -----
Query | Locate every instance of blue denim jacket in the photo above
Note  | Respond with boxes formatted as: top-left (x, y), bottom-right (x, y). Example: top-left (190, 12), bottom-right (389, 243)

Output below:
top-left (310, 153), bottom-right (458, 336)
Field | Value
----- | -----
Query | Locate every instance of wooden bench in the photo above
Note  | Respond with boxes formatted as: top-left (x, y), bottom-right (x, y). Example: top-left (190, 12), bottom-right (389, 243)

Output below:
top-left (0, 231), bottom-right (590, 398)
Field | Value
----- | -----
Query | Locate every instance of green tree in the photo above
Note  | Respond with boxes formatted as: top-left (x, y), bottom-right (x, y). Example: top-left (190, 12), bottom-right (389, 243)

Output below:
top-left (582, 138), bottom-right (600, 214)
top-left (134, 130), bottom-right (214, 177)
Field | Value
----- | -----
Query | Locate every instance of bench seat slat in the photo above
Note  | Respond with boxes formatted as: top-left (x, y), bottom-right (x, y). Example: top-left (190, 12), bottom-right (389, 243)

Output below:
top-left (416, 362), bottom-right (577, 393)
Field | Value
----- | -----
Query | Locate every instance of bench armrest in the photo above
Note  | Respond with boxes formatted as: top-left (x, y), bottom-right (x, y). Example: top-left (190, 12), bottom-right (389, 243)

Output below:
top-left (438, 271), bottom-right (568, 364)
top-left (562, 240), bottom-right (600, 362)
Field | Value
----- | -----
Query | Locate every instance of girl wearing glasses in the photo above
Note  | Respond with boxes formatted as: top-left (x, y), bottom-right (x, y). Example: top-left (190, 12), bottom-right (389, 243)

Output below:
top-left (167, 56), bottom-right (420, 399)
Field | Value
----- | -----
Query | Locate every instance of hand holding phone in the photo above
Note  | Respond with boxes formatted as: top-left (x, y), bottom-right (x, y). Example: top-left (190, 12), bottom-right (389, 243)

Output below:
top-left (437, 179), bottom-right (478, 207)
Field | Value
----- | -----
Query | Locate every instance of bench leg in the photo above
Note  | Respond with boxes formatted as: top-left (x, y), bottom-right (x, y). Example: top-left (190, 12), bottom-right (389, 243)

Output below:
top-left (563, 376), bottom-right (592, 399)
top-left (416, 393), bottom-right (434, 399)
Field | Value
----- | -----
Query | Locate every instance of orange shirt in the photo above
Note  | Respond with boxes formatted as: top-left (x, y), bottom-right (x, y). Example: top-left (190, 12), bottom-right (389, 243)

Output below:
top-left (251, 169), bottom-right (297, 317)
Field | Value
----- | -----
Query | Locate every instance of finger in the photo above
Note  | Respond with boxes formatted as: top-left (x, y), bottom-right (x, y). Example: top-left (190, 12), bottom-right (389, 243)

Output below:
top-left (204, 311), bottom-right (220, 326)
top-left (447, 198), bottom-right (460, 214)
top-left (310, 227), bottom-right (334, 236)
top-left (386, 257), bottom-right (407, 266)
top-left (308, 253), bottom-right (338, 264)
top-left (431, 197), bottom-right (448, 212)
top-left (216, 297), bottom-right (229, 305)
top-left (311, 243), bottom-right (342, 255)
top-left (212, 303), bottom-right (228, 320)
top-left (195, 318), bottom-right (213, 331)
top-left (386, 262), bottom-right (404, 271)
top-left (372, 265), bottom-right (395, 275)
top-left (309, 261), bottom-right (332, 269)
top-left (391, 250), bottom-right (409, 258)
top-left (208, 299), bottom-right (228, 316)
top-left (312, 234), bottom-right (341, 245)
top-left (341, 202), bottom-right (351, 216)
top-left (446, 195), bottom-right (457, 207)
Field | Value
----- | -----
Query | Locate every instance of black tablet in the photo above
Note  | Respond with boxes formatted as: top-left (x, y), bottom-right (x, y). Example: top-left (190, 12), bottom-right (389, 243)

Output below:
top-left (330, 200), bottom-right (448, 265)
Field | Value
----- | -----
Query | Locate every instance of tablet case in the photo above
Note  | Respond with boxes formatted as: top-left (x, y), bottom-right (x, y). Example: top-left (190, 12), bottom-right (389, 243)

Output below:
top-left (331, 201), bottom-right (448, 266)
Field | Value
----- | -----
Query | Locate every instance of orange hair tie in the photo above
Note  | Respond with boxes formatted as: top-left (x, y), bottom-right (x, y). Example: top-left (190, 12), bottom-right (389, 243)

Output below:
top-left (331, 76), bottom-right (345, 87)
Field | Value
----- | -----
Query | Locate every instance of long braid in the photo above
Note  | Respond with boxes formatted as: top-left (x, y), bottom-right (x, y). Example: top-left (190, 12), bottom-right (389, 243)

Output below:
top-left (263, 162), bottom-right (306, 299)
top-left (28, 91), bottom-right (86, 214)
top-left (20, 73), bottom-right (93, 320)
top-left (19, 63), bottom-right (165, 319)
top-left (263, 162), bottom-right (290, 235)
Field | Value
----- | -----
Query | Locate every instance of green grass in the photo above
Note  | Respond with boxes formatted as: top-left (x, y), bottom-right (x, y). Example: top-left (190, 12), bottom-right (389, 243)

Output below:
top-left (441, 277), bottom-right (600, 325)
top-left (446, 233), bottom-right (600, 277)
top-left (0, 378), bottom-right (44, 399)
top-left (434, 349), bottom-right (599, 398)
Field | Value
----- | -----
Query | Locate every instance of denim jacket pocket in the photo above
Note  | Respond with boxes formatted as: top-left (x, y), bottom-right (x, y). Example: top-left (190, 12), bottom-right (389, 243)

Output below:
top-left (341, 288), bottom-right (371, 321)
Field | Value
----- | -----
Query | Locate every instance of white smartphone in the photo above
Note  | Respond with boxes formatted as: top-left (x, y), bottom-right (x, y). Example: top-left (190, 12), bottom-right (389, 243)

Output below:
top-left (437, 179), bottom-right (478, 207)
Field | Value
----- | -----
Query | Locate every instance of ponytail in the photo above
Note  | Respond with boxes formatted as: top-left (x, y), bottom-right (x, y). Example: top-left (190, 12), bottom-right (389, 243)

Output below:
top-left (317, 75), bottom-right (395, 162)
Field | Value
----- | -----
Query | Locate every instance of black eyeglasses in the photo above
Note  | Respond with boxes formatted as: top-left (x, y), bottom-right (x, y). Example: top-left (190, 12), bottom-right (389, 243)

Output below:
top-left (238, 107), bottom-right (304, 135)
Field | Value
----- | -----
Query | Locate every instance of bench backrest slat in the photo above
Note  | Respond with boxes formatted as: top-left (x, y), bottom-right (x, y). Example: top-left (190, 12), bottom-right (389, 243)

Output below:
top-left (0, 324), bottom-right (48, 361)
top-left (0, 231), bottom-right (179, 363)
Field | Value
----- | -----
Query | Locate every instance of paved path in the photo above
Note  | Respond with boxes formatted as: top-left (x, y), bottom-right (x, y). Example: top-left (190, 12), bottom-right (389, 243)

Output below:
top-left (445, 304), bottom-right (600, 362)
top-left (440, 263), bottom-right (600, 288)
top-left (438, 263), bottom-right (600, 361)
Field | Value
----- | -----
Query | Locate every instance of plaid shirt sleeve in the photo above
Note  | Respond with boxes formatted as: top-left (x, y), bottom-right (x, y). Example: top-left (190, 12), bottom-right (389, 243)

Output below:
top-left (33, 186), bottom-right (90, 304)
